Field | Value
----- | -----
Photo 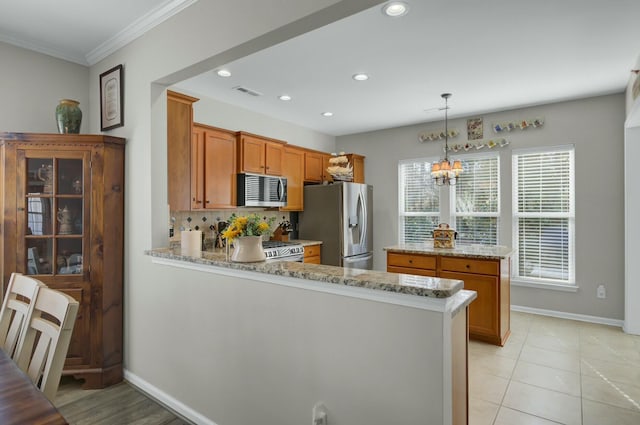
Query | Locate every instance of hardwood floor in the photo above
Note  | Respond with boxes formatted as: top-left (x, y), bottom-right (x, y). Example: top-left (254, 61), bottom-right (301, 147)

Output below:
top-left (53, 377), bottom-right (192, 425)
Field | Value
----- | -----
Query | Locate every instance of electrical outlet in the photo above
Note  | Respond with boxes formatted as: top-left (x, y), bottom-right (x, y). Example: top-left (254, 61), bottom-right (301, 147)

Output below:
top-left (313, 402), bottom-right (328, 425)
top-left (597, 284), bottom-right (606, 299)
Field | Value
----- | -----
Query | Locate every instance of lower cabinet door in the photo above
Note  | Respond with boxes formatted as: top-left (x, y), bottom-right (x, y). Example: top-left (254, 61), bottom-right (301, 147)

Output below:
top-left (52, 285), bottom-right (92, 368)
top-left (440, 271), bottom-right (499, 339)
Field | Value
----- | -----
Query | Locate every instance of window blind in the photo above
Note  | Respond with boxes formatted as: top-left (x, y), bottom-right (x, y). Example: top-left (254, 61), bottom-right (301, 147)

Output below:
top-left (453, 155), bottom-right (499, 245)
top-left (513, 147), bottom-right (575, 284)
top-left (398, 159), bottom-right (439, 243)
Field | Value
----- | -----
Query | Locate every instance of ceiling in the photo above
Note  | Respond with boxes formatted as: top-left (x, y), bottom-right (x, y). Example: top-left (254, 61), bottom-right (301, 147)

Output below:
top-left (2, 0), bottom-right (640, 136)
top-left (0, 0), bottom-right (193, 65)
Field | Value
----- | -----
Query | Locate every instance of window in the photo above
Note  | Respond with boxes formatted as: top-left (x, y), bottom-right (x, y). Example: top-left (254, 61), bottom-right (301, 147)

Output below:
top-left (398, 158), bottom-right (440, 243)
top-left (512, 145), bottom-right (575, 285)
top-left (398, 154), bottom-right (499, 245)
top-left (452, 154), bottom-right (499, 245)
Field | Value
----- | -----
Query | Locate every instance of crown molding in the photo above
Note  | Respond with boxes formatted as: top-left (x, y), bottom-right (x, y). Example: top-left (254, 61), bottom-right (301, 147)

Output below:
top-left (86, 0), bottom-right (198, 66)
top-left (0, 33), bottom-right (88, 65)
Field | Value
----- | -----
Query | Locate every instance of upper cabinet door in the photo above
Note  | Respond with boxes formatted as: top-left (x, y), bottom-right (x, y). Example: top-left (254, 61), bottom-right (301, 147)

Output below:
top-left (280, 146), bottom-right (304, 211)
top-left (304, 151), bottom-right (323, 182)
top-left (238, 134), bottom-right (266, 174)
top-left (264, 141), bottom-right (283, 176)
top-left (204, 128), bottom-right (237, 209)
top-left (236, 132), bottom-right (285, 176)
top-left (18, 150), bottom-right (90, 278)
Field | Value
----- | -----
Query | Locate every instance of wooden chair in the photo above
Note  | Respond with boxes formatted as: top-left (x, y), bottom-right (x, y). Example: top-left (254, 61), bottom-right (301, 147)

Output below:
top-left (0, 273), bottom-right (46, 358)
top-left (14, 287), bottom-right (79, 401)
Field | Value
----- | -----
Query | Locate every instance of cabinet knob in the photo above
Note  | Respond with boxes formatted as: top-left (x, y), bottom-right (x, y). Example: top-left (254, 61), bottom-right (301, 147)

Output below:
top-left (465, 264), bottom-right (470, 269)
top-left (206, 200), bottom-right (210, 204)
top-left (408, 259), bottom-right (413, 264)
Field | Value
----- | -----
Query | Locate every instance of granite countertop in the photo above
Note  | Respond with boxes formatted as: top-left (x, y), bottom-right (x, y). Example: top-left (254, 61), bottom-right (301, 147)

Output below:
top-left (145, 247), bottom-right (463, 299)
top-left (384, 243), bottom-right (513, 260)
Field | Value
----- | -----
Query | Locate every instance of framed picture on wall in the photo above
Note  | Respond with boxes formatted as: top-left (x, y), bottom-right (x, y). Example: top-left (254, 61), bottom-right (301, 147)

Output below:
top-left (467, 117), bottom-right (483, 140)
top-left (100, 64), bottom-right (124, 131)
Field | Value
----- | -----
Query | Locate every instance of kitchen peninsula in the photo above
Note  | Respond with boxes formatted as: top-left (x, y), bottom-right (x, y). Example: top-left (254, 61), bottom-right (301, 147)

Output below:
top-left (385, 243), bottom-right (512, 346)
top-left (146, 246), bottom-right (475, 425)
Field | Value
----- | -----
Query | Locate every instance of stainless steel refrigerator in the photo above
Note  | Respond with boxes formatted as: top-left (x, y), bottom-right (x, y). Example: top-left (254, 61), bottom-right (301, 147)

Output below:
top-left (299, 182), bottom-right (373, 269)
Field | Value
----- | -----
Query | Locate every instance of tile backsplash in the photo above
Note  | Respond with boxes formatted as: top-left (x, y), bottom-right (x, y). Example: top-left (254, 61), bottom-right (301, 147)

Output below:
top-left (169, 209), bottom-right (290, 247)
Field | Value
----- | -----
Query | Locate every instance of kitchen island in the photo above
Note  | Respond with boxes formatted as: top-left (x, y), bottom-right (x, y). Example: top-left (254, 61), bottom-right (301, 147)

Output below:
top-left (385, 243), bottom-right (512, 346)
top-left (145, 246), bottom-right (475, 425)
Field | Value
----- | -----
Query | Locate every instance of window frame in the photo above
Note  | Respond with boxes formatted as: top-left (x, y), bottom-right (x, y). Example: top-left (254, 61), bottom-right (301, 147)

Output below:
top-left (511, 144), bottom-right (576, 287)
top-left (449, 152), bottom-right (500, 245)
top-left (397, 156), bottom-right (440, 244)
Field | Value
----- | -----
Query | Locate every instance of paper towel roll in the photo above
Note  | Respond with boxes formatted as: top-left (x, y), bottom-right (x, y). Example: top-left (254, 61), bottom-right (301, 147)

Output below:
top-left (181, 230), bottom-right (202, 257)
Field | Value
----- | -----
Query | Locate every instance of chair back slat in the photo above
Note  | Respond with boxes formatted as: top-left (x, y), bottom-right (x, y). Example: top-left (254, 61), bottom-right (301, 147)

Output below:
top-left (15, 287), bottom-right (79, 401)
top-left (0, 273), bottom-right (45, 358)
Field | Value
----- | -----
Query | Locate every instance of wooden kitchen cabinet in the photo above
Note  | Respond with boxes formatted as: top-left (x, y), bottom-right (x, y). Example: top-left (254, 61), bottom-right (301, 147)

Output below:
top-left (167, 90), bottom-right (199, 211)
top-left (346, 153), bottom-right (365, 183)
top-left (387, 252), bottom-right (437, 276)
top-left (321, 153), bottom-right (333, 183)
top-left (304, 150), bottom-right (334, 183)
top-left (192, 124), bottom-right (237, 209)
top-left (280, 146), bottom-right (304, 211)
top-left (387, 251), bottom-right (510, 346)
top-left (304, 150), bottom-right (324, 182)
top-left (236, 132), bottom-right (285, 176)
top-left (303, 243), bottom-right (322, 264)
top-left (440, 256), bottom-right (510, 346)
top-left (0, 132), bottom-right (125, 389)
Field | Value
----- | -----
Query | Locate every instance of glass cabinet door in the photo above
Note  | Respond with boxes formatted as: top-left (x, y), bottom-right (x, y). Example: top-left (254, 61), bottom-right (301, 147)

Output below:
top-left (21, 153), bottom-right (88, 276)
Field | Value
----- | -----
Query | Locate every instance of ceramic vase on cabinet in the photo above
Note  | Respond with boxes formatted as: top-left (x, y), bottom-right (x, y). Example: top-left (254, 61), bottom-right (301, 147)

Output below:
top-left (231, 236), bottom-right (266, 262)
top-left (56, 99), bottom-right (82, 134)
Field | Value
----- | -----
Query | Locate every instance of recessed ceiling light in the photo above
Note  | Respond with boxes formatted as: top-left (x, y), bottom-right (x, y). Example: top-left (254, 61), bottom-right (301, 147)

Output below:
top-left (352, 73), bottom-right (369, 81)
top-left (382, 1), bottom-right (409, 17)
top-left (321, 112), bottom-right (333, 117)
top-left (278, 95), bottom-right (292, 101)
top-left (216, 69), bottom-right (231, 77)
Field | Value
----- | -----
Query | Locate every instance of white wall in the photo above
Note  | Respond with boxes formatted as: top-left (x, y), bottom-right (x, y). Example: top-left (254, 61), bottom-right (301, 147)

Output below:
top-left (133, 263), bottom-right (447, 425)
top-left (0, 41), bottom-right (89, 133)
top-left (188, 93), bottom-right (335, 152)
top-left (77, 1), bottom-right (387, 424)
top-left (337, 94), bottom-right (626, 321)
top-left (624, 53), bottom-right (640, 334)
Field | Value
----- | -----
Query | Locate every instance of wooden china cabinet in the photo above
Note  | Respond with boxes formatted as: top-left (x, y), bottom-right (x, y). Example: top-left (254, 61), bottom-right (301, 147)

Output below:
top-left (0, 132), bottom-right (125, 389)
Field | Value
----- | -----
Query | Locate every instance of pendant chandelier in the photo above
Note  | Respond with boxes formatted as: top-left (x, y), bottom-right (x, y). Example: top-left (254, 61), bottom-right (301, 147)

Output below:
top-left (431, 93), bottom-right (463, 186)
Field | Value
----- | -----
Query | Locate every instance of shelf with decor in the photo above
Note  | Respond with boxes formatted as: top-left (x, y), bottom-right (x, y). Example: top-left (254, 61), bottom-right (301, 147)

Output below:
top-left (492, 117), bottom-right (544, 133)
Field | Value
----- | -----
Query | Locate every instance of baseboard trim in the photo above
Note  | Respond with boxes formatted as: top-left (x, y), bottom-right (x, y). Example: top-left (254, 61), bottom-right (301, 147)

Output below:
top-left (123, 369), bottom-right (218, 425)
top-left (511, 305), bottom-right (624, 328)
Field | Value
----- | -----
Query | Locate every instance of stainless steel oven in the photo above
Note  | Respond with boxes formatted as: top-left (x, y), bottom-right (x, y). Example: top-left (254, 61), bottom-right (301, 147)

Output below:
top-left (262, 240), bottom-right (304, 262)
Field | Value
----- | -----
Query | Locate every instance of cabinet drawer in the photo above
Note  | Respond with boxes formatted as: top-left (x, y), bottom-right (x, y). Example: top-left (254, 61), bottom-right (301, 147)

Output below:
top-left (387, 252), bottom-right (436, 270)
top-left (387, 266), bottom-right (437, 277)
top-left (304, 255), bottom-right (321, 264)
top-left (440, 257), bottom-right (499, 276)
top-left (304, 244), bottom-right (321, 258)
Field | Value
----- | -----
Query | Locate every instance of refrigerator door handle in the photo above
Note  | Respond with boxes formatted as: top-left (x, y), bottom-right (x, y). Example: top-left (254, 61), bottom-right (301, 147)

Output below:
top-left (358, 189), bottom-right (367, 251)
top-left (277, 178), bottom-right (284, 202)
top-left (342, 252), bottom-right (373, 269)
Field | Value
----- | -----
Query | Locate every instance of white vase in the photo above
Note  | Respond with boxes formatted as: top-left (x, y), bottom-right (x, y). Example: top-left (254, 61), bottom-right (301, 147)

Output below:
top-left (231, 236), bottom-right (266, 262)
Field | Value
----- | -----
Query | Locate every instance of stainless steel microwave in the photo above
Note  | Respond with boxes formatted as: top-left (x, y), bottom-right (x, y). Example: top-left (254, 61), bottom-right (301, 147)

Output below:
top-left (237, 173), bottom-right (287, 207)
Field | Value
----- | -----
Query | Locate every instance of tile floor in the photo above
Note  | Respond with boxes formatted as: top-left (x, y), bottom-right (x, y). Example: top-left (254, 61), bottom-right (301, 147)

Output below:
top-left (469, 312), bottom-right (640, 425)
